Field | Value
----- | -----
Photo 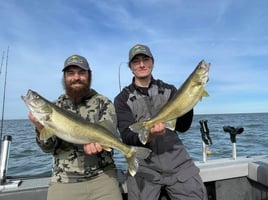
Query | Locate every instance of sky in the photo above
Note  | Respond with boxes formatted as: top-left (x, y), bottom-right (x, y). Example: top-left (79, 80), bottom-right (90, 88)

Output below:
top-left (0, 0), bottom-right (267, 120)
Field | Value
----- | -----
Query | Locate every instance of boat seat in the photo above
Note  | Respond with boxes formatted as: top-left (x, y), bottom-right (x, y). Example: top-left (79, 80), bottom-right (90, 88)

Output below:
top-left (248, 161), bottom-right (268, 187)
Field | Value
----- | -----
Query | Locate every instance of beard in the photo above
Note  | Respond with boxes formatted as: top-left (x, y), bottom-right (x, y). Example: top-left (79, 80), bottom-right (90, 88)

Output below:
top-left (64, 79), bottom-right (90, 102)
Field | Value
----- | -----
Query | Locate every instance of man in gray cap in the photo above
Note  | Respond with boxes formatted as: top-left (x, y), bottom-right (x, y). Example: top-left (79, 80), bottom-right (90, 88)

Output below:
top-left (29, 54), bottom-right (122, 200)
top-left (114, 44), bottom-right (208, 200)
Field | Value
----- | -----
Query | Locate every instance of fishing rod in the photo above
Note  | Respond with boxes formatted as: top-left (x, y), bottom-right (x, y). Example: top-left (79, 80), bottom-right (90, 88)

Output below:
top-left (0, 47), bottom-right (9, 149)
top-left (118, 62), bottom-right (127, 92)
top-left (0, 51), bottom-right (4, 77)
top-left (0, 50), bottom-right (5, 147)
top-left (0, 47), bottom-right (13, 185)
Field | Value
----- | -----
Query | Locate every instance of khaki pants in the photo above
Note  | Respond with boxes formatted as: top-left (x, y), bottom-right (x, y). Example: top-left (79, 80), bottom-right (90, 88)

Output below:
top-left (47, 170), bottom-right (123, 200)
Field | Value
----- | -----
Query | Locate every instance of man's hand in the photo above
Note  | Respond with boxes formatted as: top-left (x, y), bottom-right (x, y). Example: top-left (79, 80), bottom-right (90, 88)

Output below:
top-left (148, 122), bottom-right (166, 142)
top-left (84, 143), bottom-right (103, 155)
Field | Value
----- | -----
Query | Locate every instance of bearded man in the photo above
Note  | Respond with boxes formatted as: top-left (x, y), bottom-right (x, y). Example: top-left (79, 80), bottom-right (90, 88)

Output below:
top-left (29, 55), bottom-right (122, 200)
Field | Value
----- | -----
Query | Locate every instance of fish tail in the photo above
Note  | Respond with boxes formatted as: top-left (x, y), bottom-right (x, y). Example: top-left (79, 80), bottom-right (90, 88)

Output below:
top-left (129, 121), bottom-right (150, 145)
top-left (125, 146), bottom-right (152, 176)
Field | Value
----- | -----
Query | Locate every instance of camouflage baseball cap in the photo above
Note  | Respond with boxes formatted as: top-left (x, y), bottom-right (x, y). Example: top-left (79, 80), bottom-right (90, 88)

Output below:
top-left (129, 44), bottom-right (154, 62)
top-left (62, 55), bottom-right (91, 71)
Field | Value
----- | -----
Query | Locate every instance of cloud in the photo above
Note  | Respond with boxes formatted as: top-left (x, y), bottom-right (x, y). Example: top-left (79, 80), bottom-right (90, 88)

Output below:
top-left (0, 0), bottom-right (267, 119)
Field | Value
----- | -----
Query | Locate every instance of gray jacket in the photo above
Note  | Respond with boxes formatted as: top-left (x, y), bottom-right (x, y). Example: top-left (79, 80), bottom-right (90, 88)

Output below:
top-left (114, 78), bottom-right (199, 185)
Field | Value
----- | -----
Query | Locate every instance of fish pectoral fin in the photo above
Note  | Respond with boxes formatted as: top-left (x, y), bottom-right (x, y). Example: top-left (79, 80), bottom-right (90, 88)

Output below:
top-left (165, 119), bottom-right (177, 131)
top-left (39, 128), bottom-right (54, 141)
top-left (96, 120), bottom-right (112, 131)
top-left (202, 90), bottom-right (209, 97)
top-left (199, 90), bottom-right (210, 101)
top-left (102, 145), bottom-right (113, 152)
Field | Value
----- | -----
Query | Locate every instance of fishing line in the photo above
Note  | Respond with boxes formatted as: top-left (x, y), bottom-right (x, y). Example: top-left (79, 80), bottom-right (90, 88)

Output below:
top-left (0, 47), bottom-right (9, 149)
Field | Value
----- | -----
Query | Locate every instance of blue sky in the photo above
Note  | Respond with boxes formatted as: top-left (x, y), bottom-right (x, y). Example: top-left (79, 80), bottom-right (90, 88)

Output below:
top-left (0, 0), bottom-right (267, 120)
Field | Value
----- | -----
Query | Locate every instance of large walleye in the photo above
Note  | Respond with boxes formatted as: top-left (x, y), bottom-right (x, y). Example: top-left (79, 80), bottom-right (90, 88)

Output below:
top-left (129, 59), bottom-right (210, 145)
top-left (21, 89), bottom-right (151, 176)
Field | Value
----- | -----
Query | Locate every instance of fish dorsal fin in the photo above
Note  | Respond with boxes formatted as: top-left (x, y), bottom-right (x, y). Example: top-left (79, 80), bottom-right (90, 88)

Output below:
top-left (95, 120), bottom-right (111, 130)
top-left (94, 121), bottom-right (115, 152)
top-left (96, 120), bottom-right (120, 140)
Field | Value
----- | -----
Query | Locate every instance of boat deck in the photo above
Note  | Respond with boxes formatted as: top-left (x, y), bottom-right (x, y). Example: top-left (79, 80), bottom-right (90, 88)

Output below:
top-left (1, 155), bottom-right (268, 200)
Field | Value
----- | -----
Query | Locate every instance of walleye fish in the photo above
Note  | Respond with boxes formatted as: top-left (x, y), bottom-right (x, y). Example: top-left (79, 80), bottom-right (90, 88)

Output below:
top-left (129, 59), bottom-right (210, 144)
top-left (21, 89), bottom-right (151, 176)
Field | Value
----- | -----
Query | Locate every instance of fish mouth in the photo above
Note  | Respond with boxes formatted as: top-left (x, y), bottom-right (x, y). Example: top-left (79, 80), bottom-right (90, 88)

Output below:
top-left (21, 89), bottom-right (51, 122)
top-left (198, 60), bottom-right (210, 72)
top-left (21, 90), bottom-right (34, 105)
top-left (21, 89), bottom-right (45, 111)
top-left (197, 60), bottom-right (210, 83)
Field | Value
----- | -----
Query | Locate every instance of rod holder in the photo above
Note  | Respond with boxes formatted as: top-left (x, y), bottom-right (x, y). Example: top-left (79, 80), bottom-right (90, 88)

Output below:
top-left (199, 120), bottom-right (212, 162)
top-left (0, 135), bottom-right (12, 185)
top-left (223, 126), bottom-right (244, 160)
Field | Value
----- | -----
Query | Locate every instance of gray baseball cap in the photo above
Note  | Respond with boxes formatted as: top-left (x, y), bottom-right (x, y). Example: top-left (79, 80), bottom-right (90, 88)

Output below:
top-left (128, 44), bottom-right (154, 62)
top-left (62, 54), bottom-right (91, 71)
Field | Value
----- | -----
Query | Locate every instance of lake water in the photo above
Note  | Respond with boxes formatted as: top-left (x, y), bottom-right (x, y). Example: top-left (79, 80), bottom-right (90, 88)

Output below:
top-left (1, 112), bottom-right (267, 177)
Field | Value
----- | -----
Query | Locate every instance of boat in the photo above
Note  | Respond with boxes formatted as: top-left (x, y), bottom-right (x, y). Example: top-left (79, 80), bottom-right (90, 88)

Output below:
top-left (1, 155), bottom-right (268, 200)
top-left (0, 121), bottom-right (268, 200)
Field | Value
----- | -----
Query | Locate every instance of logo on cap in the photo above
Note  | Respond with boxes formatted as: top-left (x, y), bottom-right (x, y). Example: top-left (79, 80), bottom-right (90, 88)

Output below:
top-left (132, 45), bottom-right (147, 54)
top-left (66, 55), bottom-right (84, 65)
top-left (129, 44), bottom-right (153, 62)
top-left (63, 54), bottom-right (90, 71)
